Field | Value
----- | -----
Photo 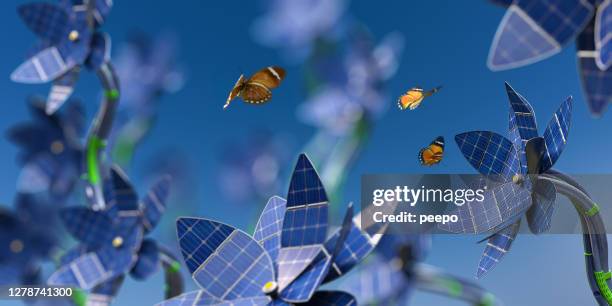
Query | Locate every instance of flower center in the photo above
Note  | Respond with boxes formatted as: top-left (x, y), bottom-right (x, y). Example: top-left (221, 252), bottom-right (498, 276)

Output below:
top-left (262, 281), bottom-right (277, 295)
top-left (512, 174), bottom-right (524, 185)
top-left (51, 140), bottom-right (64, 154)
top-left (10, 239), bottom-right (24, 253)
top-left (69, 30), bottom-right (79, 41)
top-left (112, 236), bottom-right (124, 248)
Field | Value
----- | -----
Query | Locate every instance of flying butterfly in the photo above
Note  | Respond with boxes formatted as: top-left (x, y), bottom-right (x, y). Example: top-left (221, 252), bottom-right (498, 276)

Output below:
top-left (398, 86), bottom-right (442, 110)
top-left (419, 136), bottom-right (444, 166)
top-left (223, 66), bottom-right (286, 109)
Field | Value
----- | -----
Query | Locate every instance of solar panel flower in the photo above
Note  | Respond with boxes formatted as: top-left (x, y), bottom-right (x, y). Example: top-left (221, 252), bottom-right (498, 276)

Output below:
top-left (11, 0), bottom-right (114, 114)
top-left (8, 98), bottom-right (84, 202)
top-left (47, 167), bottom-right (178, 304)
top-left (157, 154), bottom-right (383, 306)
top-left (487, 0), bottom-right (611, 116)
top-left (0, 198), bottom-right (58, 287)
top-left (342, 235), bottom-right (500, 306)
top-left (439, 82), bottom-right (572, 277)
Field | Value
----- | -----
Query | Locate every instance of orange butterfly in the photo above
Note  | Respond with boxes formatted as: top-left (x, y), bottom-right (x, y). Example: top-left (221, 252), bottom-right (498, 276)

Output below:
top-left (223, 66), bottom-right (286, 109)
top-left (419, 136), bottom-right (444, 166)
top-left (397, 86), bottom-right (442, 110)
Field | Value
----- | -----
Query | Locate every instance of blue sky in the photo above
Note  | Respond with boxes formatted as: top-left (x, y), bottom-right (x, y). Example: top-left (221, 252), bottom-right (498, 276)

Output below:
top-left (1, 0), bottom-right (611, 305)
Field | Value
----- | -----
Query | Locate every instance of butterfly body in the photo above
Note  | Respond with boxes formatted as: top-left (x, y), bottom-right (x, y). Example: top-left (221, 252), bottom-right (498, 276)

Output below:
top-left (224, 66), bottom-right (285, 109)
top-left (397, 86), bottom-right (442, 110)
top-left (419, 136), bottom-right (444, 166)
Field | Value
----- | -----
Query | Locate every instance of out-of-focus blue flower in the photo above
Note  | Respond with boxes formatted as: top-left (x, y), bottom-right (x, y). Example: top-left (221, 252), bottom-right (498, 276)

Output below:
top-left (217, 131), bottom-right (294, 203)
top-left (7, 98), bottom-right (84, 202)
top-left (298, 31), bottom-right (404, 134)
top-left (114, 31), bottom-right (184, 118)
top-left (252, 0), bottom-right (348, 60)
top-left (0, 194), bottom-right (59, 287)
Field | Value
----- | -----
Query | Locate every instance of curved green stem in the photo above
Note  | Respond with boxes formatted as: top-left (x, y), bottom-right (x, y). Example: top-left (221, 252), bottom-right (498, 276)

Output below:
top-left (158, 245), bottom-right (185, 299)
top-left (85, 63), bottom-right (119, 209)
top-left (413, 263), bottom-right (500, 306)
top-left (539, 173), bottom-right (612, 305)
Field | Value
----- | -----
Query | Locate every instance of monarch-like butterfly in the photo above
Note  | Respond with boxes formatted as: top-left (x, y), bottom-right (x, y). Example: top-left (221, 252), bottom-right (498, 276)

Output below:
top-left (419, 136), bottom-right (444, 166)
top-left (397, 86), bottom-right (442, 110)
top-left (223, 66), bottom-right (286, 109)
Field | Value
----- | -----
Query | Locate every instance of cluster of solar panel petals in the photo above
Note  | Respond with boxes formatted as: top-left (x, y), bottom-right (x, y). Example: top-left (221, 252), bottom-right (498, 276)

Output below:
top-left (440, 82), bottom-right (572, 277)
top-left (158, 154), bottom-right (383, 306)
top-left (488, 0), bottom-right (611, 117)
top-left (47, 166), bottom-right (172, 300)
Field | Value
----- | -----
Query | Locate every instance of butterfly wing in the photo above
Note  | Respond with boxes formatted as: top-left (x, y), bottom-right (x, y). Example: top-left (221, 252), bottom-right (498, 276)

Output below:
top-left (223, 75), bottom-right (245, 109)
top-left (241, 82), bottom-right (273, 105)
top-left (419, 137), bottom-right (444, 166)
top-left (249, 66), bottom-right (285, 89)
top-left (397, 89), bottom-right (424, 110)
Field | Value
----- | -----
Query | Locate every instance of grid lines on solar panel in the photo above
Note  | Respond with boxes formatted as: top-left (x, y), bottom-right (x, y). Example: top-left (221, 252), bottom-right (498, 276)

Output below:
top-left (141, 177), bottom-right (170, 233)
top-left (541, 96), bottom-right (572, 171)
top-left (323, 224), bottom-right (373, 282)
top-left (177, 218), bottom-right (234, 274)
top-left (516, 0), bottom-right (594, 44)
top-left (18, 3), bottom-right (69, 44)
top-left (455, 132), bottom-right (520, 180)
top-left (526, 180), bottom-right (556, 233)
top-left (253, 196), bottom-right (286, 264)
top-left (281, 204), bottom-right (328, 247)
top-left (478, 220), bottom-right (520, 277)
top-left (578, 55), bottom-right (612, 115)
top-left (276, 245), bottom-right (322, 290)
top-left (12, 46), bottom-right (70, 83)
top-left (279, 251), bottom-right (331, 302)
top-left (192, 231), bottom-right (274, 300)
top-left (60, 207), bottom-right (113, 247)
top-left (597, 0), bottom-right (612, 68)
top-left (343, 255), bottom-right (405, 305)
top-left (286, 154), bottom-right (328, 208)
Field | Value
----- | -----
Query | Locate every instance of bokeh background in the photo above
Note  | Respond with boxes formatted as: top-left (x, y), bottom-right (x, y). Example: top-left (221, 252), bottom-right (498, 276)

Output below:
top-left (1, 0), bottom-right (611, 305)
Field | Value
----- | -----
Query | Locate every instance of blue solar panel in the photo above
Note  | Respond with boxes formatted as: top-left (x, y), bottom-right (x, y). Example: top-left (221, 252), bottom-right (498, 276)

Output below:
top-left (277, 245), bottom-right (322, 290)
top-left (342, 255), bottom-right (407, 305)
top-left (253, 196), bottom-right (287, 266)
top-left (578, 47), bottom-right (612, 116)
top-left (90, 275), bottom-right (124, 299)
top-left (477, 220), bottom-right (521, 278)
top-left (279, 252), bottom-right (331, 303)
top-left (108, 167), bottom-right (140, 213)
top-left (282, 154), bottom-right (328, 247)
top-left (92, 0), bottom-right (113, 26)
top-left (154, 290), bottom-right (222, 306)
top-left (11, 46), bottom-right (72, 83)
top-left (455, 131), bottom-right (520, 180)
top-left (526, 179), bottom-right (556, 234)
top-left (48, 249), bottom-right (126, 289)
top-left (60, 207), bottom-right (113, 248)
top-left (141, 176), bottom-right (171, 234)
top-left (130, 238), bottom-right (160, 280)
top-left (323, 217), bottom-right (377, 283)
top-left (47, 67), bottom-right (79, 114)
top-left (541, 96), bottom-right (572, 172)
top-left (489, 0), bottom-right (595, 70)
top-left (176, 218), bottom-right (274, 300)
top-left (596, 0), bottom-right (611, 69)
top-left (439, 180), bottom-right (532, 234)
top-left (17, 3), bottom-right (69, 44)
top-left (304, 290), bottom-right (357, 306)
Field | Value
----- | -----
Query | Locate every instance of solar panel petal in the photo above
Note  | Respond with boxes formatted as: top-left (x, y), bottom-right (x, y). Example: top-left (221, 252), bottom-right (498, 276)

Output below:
top-left (596, 0), bottom-right (612, 70)
top-left (541, 96), bottom-right (572, 172)
top-left (277, 245), bottom-right (322, 291)
top-left (477, 220), bottom-right (520, 278)
top-left (47, 67), bottom-right (79, 114)
top-left (300, 290), bottom-right (357, 306)
top-left (455, 131), bottom-right (520, 181)
top-left (253, 196), bottom-right (287, 269)
top-left (59, 207), bottom-right (114, 247)
top-left (90, 275), bottom-right (124, 299)
top-left (488, 1), bottom-right (595, 70)
top-left (176, 218), bottom-right (274, 300)
top-left (129, 238), bottom-right (160, 280)
top-left (341, 254), bottom-right (407, 305)
top-left (11, 46), bottom-right (75, 83)
top-left (17, 3), bottom-right (69, 44)
top-left (279, 251), bottom-right (331, 303)
top-left (141, 175), bottom-right (172, 234)
top-left (526, 179), bottom-right (556, 234)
